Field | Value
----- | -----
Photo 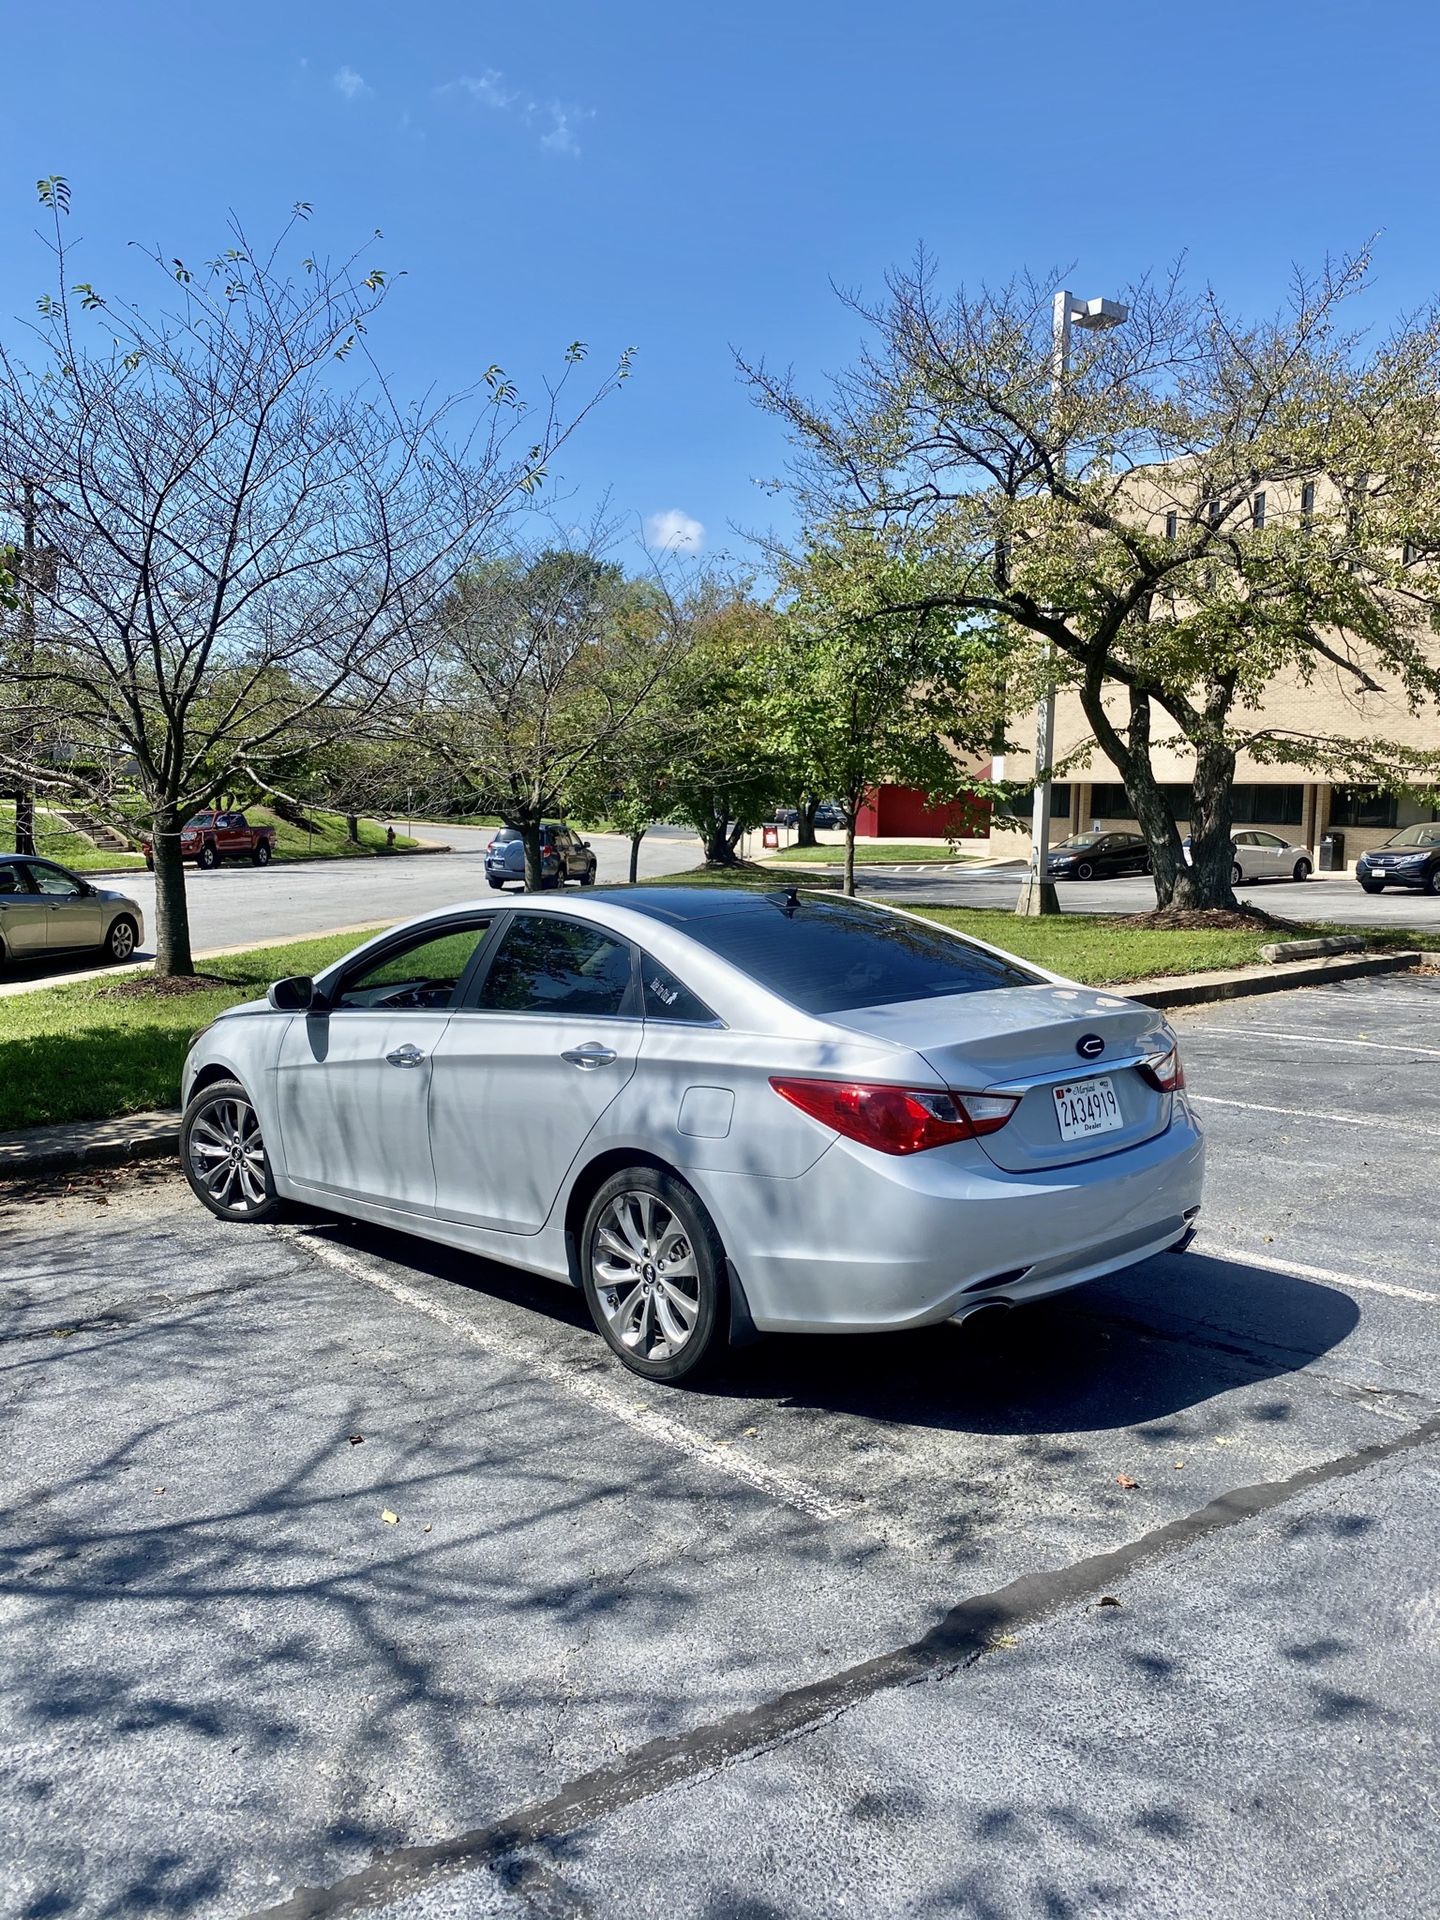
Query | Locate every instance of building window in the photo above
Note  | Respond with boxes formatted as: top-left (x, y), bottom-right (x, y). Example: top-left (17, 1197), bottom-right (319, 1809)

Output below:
top-left (1231, 783), bottom-right (1303, 826)
top-left (1164, 510), bottom-right (1178, 541)
top-left (1000, 783), bottom-right (1071, 825)
top-left (1204, 498), bottom-right (1224, 530)
top-left (1251, 491), bottom-right (1266, 529)
top-left (1300, 481), bottom-right (1316, 520)
top-left (1329, 786), bottom-right (1398, 830)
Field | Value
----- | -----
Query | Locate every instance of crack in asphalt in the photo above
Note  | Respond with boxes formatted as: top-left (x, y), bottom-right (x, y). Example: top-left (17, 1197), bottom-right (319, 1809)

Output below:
top-left (247, 1409), bottom-right (1440, 1920)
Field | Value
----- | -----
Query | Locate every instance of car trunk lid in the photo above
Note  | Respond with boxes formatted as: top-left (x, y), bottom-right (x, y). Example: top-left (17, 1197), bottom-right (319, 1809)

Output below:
top-left (826, 983), bottom-right (1172, 1173)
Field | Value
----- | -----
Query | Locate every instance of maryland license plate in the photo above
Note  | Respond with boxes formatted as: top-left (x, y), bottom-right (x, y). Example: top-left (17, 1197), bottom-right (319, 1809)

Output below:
top-left (1052, 1076), bottom-right (1123, 1141)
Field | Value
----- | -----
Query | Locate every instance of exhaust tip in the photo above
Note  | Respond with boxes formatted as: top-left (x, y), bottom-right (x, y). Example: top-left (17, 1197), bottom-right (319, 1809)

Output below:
top-left (951, 1300), bottom-right (1016, 1331)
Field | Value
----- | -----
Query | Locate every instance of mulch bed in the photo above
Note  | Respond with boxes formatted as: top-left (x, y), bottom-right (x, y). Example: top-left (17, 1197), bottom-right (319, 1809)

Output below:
top-left (1128, 906), bottom-right (1304, 934)
top-left (96, 972), bottom-right (233, 1000)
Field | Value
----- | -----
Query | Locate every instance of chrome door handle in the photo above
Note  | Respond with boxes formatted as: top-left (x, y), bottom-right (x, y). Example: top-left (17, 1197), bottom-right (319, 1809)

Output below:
top-left (385, 1043), bottom-right (427, 1068)
top-left (561, 1043), bottom-right (617, 1069)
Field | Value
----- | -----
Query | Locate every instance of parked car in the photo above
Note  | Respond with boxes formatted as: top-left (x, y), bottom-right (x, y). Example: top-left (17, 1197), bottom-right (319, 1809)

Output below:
top-left (484, 823), bottom-right (598, 890)
top-left (0, 855), bottom-right (144, 967)
top-left (1046, 831), bottom-right (1152, 880)
top-left (1182, 831), bottom-right (1313, 884)
top-left (1355, 823), bottom-right (1440, 894)
top-left (143, 810), bottom-right (276, 871)
top-left (771, 807), bottom-right (800, 827)
top-left (178, 888), bottom-right (1203, 1383)
top-left (813, 802), bottom-right (848, 829)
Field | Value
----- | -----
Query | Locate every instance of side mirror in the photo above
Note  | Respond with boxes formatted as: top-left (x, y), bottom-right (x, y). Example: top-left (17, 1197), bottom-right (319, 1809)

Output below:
top-left (268, 975), bottom-right (316, 1012)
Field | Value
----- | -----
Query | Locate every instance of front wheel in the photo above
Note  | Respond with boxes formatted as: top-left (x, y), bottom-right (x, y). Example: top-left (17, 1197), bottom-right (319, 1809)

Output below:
top-left (1360, 880), bottom-right (1384, 894)
top-left (252, 841), bottom-right (272, 867)
top-left (581, 1168), bottom-right (729, 1383)
top-left (1292, 859), bottom-right (1312, 882)
top-left (581, 863), bottom-right (597, 886)
top-left (1427, 868), bottom-right (1440, 897)
top-left (180, 1076), bottom-right (284, 1222)
top-left (104, 915), bottom-right (138, 964)
top-left (1075, 861), bottom-right (1094, 881)
top-left (197, 843), bottom-right (219, 871)
top-left (487, 878), bottom-right (506, 891)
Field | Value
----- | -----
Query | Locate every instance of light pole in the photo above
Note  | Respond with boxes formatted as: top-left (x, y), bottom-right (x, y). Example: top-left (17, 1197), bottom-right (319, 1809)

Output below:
top-left (1015, 290), bottom-right (1129, 916)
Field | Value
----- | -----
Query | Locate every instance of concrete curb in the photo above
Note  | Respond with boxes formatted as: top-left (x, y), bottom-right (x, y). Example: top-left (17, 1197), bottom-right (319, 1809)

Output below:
top-left (1123, 948), bottom-right (1422, 1010)
top-left (2, 950), bottom-right (1428, 1182)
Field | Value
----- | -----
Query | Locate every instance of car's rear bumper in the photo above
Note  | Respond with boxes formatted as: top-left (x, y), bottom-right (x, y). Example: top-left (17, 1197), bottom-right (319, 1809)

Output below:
top-left (689, 1109), bottom-right (1205, 1333)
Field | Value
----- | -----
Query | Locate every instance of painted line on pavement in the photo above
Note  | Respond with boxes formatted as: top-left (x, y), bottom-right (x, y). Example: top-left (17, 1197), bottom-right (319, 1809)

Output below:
top-left (1196, 1238), bottom-right (1440, 1305)
top-left (277, 1225), bottom-right (848, 1524)
top-left (1189, 1094), bottom-right (1440, 1138)
top-left (1195, 1025), bottom-right (1440, 1059)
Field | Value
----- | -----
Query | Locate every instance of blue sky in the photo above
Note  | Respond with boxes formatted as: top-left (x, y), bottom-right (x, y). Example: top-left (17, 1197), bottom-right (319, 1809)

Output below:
top-left (4, 0), bottom-right (1439, 570)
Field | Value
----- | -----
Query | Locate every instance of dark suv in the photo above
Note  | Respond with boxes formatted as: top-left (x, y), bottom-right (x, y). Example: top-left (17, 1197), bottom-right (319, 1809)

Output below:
top-left (485, 823), bottom-right (598, 891)
top-left (1355, 823), bottom-right (1440, 894)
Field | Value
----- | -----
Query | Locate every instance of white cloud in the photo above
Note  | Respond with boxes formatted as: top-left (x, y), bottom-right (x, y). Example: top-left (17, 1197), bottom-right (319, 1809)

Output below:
top-left (442, 69), bottom-right (588, 157)
top-left (333, 65), bottom-right (370, 101)
top-left (646, 509), bottom-right (705, 554)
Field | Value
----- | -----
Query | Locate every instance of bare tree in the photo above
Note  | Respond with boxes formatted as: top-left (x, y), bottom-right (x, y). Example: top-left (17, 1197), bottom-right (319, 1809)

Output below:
top-left (0, 179), bottom-right (628, 970)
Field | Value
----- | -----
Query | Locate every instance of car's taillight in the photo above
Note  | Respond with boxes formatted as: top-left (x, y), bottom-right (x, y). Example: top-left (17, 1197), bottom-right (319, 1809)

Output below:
top-left (1139, 1043), bottom-right (1184, 1092)
top-left (769, 1077), bottom-right (1018, 1155)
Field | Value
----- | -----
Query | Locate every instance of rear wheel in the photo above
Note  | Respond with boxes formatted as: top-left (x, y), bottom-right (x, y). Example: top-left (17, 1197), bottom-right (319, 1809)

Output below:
top-left (104, 915), bottom-right (138, 963)
top-left (1360, 880), bottom-right (1384, 894)
top-left (197, 843), bottom-right (219, 871)
top-left (1231, 861), bottom-right (1244, 887)
top-left (252, 841), bottom-right (271, 867)
top-left (180, 1077), bottom-right (284, 1222)
top-left (1292, 858), bottom-right (1312, 882)
top-left (581, 1167), bottom-right (729, 1383)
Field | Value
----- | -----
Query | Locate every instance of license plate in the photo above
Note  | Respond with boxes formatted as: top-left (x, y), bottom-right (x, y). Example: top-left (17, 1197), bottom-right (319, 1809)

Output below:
top-left (1052, 1076), bottom-right (1123, 1142)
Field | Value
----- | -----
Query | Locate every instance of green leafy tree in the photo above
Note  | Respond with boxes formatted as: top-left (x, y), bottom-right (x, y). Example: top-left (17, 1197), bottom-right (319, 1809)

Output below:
top-left (744, 250), bottom-right (1440, 909)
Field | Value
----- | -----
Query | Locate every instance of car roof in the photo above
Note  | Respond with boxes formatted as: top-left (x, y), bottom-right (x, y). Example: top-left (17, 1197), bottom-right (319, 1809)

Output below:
top-left (586, 885), bottom-right (812, 923)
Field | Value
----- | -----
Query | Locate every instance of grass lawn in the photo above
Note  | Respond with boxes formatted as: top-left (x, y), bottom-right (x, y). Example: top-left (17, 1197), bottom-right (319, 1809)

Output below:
top-left (251, 808), bottom-right (418, 861)
top-left (0, 802), bottom-right (146, 872)
top-left (0, 929), bottom-right (383, 1133)
top-left (768, 843), bottom-right (981, 866)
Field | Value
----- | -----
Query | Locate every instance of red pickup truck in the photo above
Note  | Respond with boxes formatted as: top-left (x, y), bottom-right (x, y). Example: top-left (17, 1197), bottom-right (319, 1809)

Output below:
top-left (143, 810), bottom-right (277, 871)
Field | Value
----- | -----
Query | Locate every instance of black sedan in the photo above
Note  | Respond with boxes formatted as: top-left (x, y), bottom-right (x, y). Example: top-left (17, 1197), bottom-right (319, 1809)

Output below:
top-left (1356, 823), bottom-right (1440, 895)
top-left (1046, 831), bottom-right (1153, 881)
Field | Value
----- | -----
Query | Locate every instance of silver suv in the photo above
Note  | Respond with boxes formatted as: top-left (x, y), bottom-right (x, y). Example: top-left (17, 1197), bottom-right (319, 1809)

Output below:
top-left (484, 823), bottom-right (598, 891)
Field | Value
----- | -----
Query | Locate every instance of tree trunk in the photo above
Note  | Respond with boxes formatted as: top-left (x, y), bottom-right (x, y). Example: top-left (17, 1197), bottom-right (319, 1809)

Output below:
top-left (14, 791), bottom-right (36, 856)
top-left (628, 829), bottom-right (645, 885)
top-left (151, 806), bottom-right (194, 977)
top-left (520, 816), bottom-right (545, 891)
top-left (842, 817), bottom-right (857, 897)
top-left (795, 797), bottom-right (818, 849)
top-left (345, 812), bottom-right (360, 845)
top-left (702, 806), bottom-right (740, 864)
top-left (1170, 736), bottom-right (1239, 910)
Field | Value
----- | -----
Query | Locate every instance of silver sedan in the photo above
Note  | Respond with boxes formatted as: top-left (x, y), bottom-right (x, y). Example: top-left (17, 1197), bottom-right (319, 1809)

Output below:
top-left (178, 888), bottom-right (1204, 1383)
top-left (0, 856), bottom-right (145, 967)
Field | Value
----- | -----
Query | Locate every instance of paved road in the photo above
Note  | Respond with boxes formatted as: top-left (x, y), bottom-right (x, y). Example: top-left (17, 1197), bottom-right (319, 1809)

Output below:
top-left (846, 860), bottom-right (1440, 929)
top-left (4, 825), bottom-right (703, 989)
top-left (4, 975), bottom-right (1439, 1917)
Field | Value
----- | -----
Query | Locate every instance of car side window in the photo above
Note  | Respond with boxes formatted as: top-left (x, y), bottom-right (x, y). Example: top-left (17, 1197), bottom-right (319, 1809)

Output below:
top-left (30, 865), bottom-right (85, 898)
top-left (333, 921), bottom-right (493, 1012)
top-left (0, 862), bottom-right (32, 895)
top-left (641, 954), bottom-right (718, 1026)
top-left (474, 915), bottom-right (635, 1018)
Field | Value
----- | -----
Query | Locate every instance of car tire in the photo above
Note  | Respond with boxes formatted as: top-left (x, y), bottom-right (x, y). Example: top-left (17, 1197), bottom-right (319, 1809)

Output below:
top-left (180, 1076), bottom-right (285, 1223)
top-left (1292, 859), bottom-right (1312, 882)
top-left (582, 863), bottom-right (596, 886)
top-left (1141, 855), bottom-right (1153, 875)
top-left (1360, 880), bottom-right (1384, 894)
top-left (252, 841), bottom-right (271, 867)
top-left (1075, 861), bottom-right (1094, 881)
top-left (540, 872), bottom-right (561, 890)
top-left (104, 915), bottom-right (139, 964)
top-left (1231, 861), bottom-right (1244, 887)
top-left (1427, 868), bottom-right (1440, 897)
top-left (580, 1167), bottom-right (730, 1384)
top-left (197, 843), bottom-right (219, 871)
top-left (487, 878), bottom-right (506, 891)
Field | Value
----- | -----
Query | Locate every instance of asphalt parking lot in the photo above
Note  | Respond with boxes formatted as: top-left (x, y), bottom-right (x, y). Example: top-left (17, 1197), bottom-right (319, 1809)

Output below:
top-left (3, 973), bottom-right (1439, 1919)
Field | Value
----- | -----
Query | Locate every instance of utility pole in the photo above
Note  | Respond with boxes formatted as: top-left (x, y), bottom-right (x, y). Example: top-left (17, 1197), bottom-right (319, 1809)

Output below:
top-left (14, 479), bottom-right (37, 856)
top-left (1015, 292), bottom-right (1128, 916)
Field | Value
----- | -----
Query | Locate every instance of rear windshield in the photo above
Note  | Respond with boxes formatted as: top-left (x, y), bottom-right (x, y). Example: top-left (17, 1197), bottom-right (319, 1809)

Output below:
top-left (491, 827), bottom-right (521, 843)
top-left (683, 897), bottom-right (1038, 1014)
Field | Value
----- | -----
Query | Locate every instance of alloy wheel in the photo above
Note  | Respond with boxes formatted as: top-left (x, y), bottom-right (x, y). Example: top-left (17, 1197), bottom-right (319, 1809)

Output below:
top-left (187, 1095), bottom-right (269, 1213)
top-left (592, 1190), bottom-right (700, 1360)
top-left (107, 918), bottom-right (136, 961)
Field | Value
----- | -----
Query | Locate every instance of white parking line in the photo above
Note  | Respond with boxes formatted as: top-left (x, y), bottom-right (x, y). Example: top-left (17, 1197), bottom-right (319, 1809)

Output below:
top-left (1196, 1238), bottom-right (1440, 1305)
top-left (1196, 1026), bottom-right (1440, 1059)
top-left (275, 1225), bottom-right (849, 1523)
top-left (1189, 1095), bottom-right (1440, 1137)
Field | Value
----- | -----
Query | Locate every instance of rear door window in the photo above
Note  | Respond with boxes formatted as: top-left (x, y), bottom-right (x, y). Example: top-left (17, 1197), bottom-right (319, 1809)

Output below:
top-left (473, 915), bottom-right (636, 1018)
top-left (680, 897), bottom-right (1038, 1015)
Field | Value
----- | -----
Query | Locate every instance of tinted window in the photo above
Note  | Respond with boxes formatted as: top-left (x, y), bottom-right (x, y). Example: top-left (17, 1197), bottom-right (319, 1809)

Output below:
top-left (0, 862), bottom-right (31, 894)
top-left (188, 812), bottom-right (215, 827)
top-left (335, 922), bottom-right (492, 1011)
top-left (680, 898), bottom-right (1037, 1015)
top-left (476, 916), bottom-right (634, 1017)
top-left (641, 956), bottom-right (718, 1025)
top-left (491, 827), bottom-right (521, 843)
